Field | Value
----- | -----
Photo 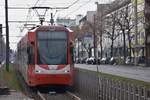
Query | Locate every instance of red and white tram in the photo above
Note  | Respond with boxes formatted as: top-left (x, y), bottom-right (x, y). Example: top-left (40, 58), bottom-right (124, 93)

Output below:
top-left (17, 25), bottom-right (74, 87)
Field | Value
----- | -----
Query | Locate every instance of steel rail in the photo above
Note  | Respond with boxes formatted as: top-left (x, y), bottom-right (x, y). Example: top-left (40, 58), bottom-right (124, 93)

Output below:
top-left (66, 91), bottom-right (81, 100)
top-left (37, 91), bottom-right (81, 100)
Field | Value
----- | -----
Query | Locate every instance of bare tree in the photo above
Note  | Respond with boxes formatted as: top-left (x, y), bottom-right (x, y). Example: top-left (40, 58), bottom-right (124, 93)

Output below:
top-left (104, 12), bottom-right (120, 58)
top-left (125, 5), bottom-right (134, 62)
top-left (95, 13), bottom-right (104, 59)
top-left (70, 26), bottom-right (81, 39)
top-left (71, 18), bottom-right (97, 58)
top-left (85, 16), bottom-right (102, 59)
top-left (116, 4), bottom-right (134, 63)
top-left (79, 18), bottom-right (99, 58)
top-left (74, 14), bottom-right (105, 59)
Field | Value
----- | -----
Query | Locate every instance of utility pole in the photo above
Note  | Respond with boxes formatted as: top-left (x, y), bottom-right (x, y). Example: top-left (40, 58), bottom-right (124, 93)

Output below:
top-left (5, 0), bottom-right (9, 71)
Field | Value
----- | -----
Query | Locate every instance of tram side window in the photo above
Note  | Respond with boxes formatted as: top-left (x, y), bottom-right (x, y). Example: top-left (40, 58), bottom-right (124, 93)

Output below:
top-left (70, 42), bottom-right (74, 65)
top-left (27, 45), bottom-right (35, 64)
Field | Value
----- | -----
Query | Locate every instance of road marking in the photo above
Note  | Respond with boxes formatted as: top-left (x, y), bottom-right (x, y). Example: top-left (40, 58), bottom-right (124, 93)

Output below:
top-left (37, 91), bottom-right (46, 100)
top-left (66, 91), bottom-right (81, 100)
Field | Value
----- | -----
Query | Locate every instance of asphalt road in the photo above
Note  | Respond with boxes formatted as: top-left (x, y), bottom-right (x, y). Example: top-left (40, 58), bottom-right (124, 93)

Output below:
top-left (75, 64), bottom-right (150, 83)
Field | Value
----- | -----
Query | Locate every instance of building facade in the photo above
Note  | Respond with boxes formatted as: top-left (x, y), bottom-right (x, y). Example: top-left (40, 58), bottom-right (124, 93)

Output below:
top-left (95, 0), bottom-right (150, 65)
top-left (56, 17), bottom-right (76, 27)
top-left (96, 0), bottom-right (131, 58)
top-left (74, 0), bottom-right (150, 65)
top-left (145, 0), bottom-right (150, 65)
top-left (76, 14), bottom-right (83, 26)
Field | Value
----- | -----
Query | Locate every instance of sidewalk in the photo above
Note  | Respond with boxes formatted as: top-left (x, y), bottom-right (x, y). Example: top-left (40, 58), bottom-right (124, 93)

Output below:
top-left (75, 64), bottom-right (150, 83)
top-left (0, 79), bottom-right (32, 100)
top-left (0, 89), bottom-right (33, 100)
top-left (0, 65), bottom-right (33, 100)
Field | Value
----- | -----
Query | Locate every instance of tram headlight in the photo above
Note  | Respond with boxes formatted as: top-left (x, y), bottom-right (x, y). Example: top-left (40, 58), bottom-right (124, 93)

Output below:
top-left (35, 70), bottom-right (42, 73)
top-left (64, 70), bottom-right (69, 73)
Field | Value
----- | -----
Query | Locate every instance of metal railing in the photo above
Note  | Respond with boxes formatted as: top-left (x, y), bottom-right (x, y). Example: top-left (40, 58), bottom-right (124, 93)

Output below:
top-left (74, 68), bottom-right (150, 100)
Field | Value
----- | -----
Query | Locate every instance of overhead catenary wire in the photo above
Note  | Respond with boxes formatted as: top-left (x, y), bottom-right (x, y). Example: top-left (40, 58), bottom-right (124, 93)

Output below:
top-left (6, 0), bottom-right (93, 25)
top-left (6, 0), bottom-right (90, 25)
top-left (25, 9), bottom-right (32, 24)
top-left (67, 0), bottom-right (80, 8)
top-left (20, 0), bottom-right (42, 28)
top-left (6, 0), bottom-right (82, 24)
top-left (3, 0), bottom-right (93, 51)
top-left (34, 0), bottom-right (41, 7)
top-left (7, 0), bottom-right (80, 10)
top-left (8, 20), bottom-right (49, 23)
top-left (64, 0), bottom-right (92, 17)
top-left (23, 0), bottom-right (42, 31)
top-left (29, 0), bottom-right (80, 25)
top-left (8, 7), bottom-right (29, 9)
top-left (3, 35), bottom-right (24, 37)
top-left (51, 0), bottom-right (81, 17)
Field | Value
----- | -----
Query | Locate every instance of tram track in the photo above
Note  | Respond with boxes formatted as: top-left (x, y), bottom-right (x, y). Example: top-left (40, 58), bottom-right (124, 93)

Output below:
top-left (17, 70), bottom-right (80, 100)
top-left (15, 65), bottom-right (80, 100)
top-left (16, 69), bottom-right (41, 100)
top-left (37, 91), bottom-right (81, 100)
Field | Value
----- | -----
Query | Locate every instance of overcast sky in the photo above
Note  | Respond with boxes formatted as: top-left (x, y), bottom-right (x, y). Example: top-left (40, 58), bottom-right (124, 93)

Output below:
top-left (0, 0), bottom-right (113, 50)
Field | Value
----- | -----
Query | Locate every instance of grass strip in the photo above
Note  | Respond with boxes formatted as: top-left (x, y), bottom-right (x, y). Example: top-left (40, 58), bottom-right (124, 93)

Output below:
top-left (0, 64), bottom-right (21, 91)
top-left (77, 68), bottom-right (150, 88)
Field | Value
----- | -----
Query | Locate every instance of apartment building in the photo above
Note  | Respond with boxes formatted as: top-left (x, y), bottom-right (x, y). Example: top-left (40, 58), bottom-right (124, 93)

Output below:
top-left (96, 0), bottom-right (150, 65)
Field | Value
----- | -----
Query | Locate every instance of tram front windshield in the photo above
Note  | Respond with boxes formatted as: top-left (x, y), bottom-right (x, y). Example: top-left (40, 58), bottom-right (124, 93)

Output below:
top-left (37, 31), bottom-right (68, 65)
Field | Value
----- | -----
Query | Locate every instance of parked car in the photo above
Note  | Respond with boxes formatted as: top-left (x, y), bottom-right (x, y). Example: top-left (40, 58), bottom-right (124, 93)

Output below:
top-left (100, 57), bottom-right (106, 64)
top-left (76, 58), bottom-right (81, 64)
top-left (109, 57), bottom-right (117, 65)
top-left (138, 56), bottom-right (146, 64)
top-left (86, 57), bottom-right (95, 64)
top-left (100, 57), bottom-right (111, 64)
top-left (87, 57), bottom-right (101, 65)
top-left (81, 58), bottom-right (87, 64)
